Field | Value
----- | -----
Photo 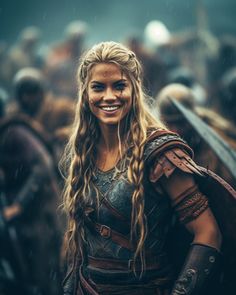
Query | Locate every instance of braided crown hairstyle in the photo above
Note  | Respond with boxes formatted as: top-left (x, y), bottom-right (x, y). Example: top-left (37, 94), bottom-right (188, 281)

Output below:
top-left (61, 41), bottom-right (166, 272)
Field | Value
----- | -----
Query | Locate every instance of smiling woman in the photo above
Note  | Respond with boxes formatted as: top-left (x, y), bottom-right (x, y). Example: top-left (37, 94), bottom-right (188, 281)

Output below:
top-left (60, 41), bottom-right (227, 295)
top-left (87, 63), bottom-right (132, 127)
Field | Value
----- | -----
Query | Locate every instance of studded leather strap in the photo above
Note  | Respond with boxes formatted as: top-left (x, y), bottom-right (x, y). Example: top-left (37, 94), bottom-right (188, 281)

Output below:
top-left (144, 130), bottom-right (193, 164)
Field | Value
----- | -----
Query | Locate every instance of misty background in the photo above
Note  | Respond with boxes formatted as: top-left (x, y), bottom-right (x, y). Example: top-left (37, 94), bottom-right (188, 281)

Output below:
top-left (1, 1), bottom-right (236, 294)
top-left (0, 0), bottom-right (236, 47)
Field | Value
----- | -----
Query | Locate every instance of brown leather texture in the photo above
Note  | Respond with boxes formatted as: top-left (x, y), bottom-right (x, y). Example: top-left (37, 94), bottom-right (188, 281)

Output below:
top-left (145, 129), bottom-right (194, 164)
top-left (173, 189), bottom-right (209, 224)
top-left (150, 147), bottom-right (203, 183)
top-left (85, 217), bottom-right (134, 251)
top-left (78, 265), bottom-right (171, 295)
top-left (87, 254), bottom-right (168, 271)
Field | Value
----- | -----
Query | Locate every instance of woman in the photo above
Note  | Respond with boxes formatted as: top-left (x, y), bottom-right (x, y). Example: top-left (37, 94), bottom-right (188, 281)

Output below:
top-left (61, 41), bottom-right (222, 295)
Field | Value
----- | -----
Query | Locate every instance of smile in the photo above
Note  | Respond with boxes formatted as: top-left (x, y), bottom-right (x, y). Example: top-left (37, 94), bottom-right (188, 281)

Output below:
top-left (100, 105), bottom-right (121, 111)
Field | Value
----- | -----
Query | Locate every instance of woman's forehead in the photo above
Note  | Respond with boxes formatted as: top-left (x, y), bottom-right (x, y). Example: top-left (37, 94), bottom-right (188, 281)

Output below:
top-left (89, 63), bottom-right (128, 81)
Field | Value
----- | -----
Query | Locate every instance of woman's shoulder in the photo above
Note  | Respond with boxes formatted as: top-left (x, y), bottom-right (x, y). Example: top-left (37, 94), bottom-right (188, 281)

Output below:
top-left (144, 128), bottom-right (193, 164)
top-left (145, 129), bottom-right (203, 183)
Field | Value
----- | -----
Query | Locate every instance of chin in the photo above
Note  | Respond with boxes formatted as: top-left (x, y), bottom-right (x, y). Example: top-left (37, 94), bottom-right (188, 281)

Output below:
top-left (99, 118), bottom-right (122, 126)
top-left (103, 120), bottom-right (120, 126)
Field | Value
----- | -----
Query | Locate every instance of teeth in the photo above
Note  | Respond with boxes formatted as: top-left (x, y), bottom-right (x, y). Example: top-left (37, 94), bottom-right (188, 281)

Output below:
top-left (101, 106), bottom-right (119, 111)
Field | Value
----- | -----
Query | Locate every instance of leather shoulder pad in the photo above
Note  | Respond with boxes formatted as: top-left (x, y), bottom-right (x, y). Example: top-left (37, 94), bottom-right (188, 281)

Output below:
top-left (144, 131), bottom-right (193, 164)
top-left (149, 147), bottom-right (204, 182)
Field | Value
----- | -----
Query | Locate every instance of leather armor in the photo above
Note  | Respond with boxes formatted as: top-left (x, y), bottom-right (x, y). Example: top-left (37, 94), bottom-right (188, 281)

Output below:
top-left (63, 130), bottom-right (236, 294)
top-left (82, 132), bottom-right (191, 284)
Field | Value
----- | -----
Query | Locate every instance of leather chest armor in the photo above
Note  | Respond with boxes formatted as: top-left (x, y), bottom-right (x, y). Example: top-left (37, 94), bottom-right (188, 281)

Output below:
top-left (80, 133), bottom-right (193, 284)
top-left (84, 134), bottom-right (187, 264)
top-left (85, 166), bottom-right (172, 260)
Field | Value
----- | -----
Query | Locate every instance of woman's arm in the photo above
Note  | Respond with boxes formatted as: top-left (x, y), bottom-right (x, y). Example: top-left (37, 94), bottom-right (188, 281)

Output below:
top-left (161, 169), bottom-right (222, 249)
top-left (161, 169), bottom-right (222, 294)
top-left (185, 208), bottom-right (222, 250)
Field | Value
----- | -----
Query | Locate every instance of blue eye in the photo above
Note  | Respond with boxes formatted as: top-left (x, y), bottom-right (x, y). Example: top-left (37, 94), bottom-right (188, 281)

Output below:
top-left (115, 83), bottom-right (126, 91)
top-left (91, 84), bottom-right (104, 91)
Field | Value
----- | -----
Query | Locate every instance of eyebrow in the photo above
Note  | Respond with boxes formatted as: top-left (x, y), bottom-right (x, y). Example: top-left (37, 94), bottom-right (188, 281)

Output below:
top-left (90, 79), bottom-right (128, 84)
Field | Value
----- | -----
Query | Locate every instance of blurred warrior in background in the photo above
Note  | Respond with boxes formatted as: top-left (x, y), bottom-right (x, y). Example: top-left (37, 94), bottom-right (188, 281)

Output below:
top-left (0, 68), bottom-right (62, 294)
top-left (7, 27), bottom-right (44, 83)
top-left (45, 20), bottom-right (88, 99)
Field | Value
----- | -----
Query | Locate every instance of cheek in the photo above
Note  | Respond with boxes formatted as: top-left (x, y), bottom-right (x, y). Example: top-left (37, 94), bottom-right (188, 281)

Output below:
top-left (86, 91), bottom-right (95, 110)
top-left (88, 91), bottom-right (102, 106)
top-left (88, 100), bottom-right (96, 114)
top-left (125, 90), bottom-right (133, 109)
top-left (122, 88), bottom-right (132, 102)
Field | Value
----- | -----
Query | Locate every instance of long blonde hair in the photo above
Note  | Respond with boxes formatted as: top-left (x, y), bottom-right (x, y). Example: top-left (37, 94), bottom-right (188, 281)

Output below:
top-left (61, 41), bottom-right (166, 272)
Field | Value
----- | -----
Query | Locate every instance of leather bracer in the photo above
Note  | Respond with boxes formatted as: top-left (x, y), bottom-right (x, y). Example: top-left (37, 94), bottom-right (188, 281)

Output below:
top-left (171, 243), bottom-right (221, 295)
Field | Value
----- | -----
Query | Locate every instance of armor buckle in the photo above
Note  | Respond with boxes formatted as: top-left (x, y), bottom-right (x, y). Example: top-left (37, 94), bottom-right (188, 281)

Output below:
top-left (99, 225), bottom-right (111, 238)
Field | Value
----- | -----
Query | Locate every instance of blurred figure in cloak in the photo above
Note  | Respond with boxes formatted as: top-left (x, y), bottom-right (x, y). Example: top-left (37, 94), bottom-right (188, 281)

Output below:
top-left (167, 66), bottom-right (208, 106)
top-left (45, 20), bottom-right (88, 99)
top-left (0, 69), bottom-right (62, 294)
top-left (7, 27), bottom-right (44, 81)
top-left (126, 34), bottom-right (167, 97)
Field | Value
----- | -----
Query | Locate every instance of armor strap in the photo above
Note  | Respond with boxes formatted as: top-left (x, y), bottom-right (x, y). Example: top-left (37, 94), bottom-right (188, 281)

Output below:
top-left (85, 217), bottom-right (134, 251)
top-left (87, 254), bottom-right (169, 271)
top-left (79, 266), bottom-right (99, 295)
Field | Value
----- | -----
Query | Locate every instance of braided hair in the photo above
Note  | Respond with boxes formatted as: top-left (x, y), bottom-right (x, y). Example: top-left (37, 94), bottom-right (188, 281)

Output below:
top-left (60, 41), bottom-right (166, 273)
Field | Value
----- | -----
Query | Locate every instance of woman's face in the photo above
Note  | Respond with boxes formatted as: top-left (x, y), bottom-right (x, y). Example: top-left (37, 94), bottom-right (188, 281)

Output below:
top-left (87, 63), bottom-right (133, 127)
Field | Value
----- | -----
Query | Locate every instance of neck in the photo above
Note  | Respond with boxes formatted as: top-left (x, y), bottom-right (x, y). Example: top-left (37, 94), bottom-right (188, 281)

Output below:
top-left (98, 123), bottom-right (121, 151)
top-left (96, 123), bottom-right (125, 171)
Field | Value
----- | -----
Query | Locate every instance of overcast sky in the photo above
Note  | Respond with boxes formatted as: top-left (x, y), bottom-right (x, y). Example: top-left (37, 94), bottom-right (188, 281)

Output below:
top-left (0, 0), bottom-right (235, 46)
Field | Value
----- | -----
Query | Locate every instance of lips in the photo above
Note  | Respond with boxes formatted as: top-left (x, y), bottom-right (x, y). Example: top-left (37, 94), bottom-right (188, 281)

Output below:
top-left (99, 105), bottom-right (122, 112)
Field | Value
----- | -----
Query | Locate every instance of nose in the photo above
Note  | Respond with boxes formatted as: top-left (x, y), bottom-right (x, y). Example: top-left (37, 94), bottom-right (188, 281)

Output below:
top-left (103, 87), bottom-right (116, 101)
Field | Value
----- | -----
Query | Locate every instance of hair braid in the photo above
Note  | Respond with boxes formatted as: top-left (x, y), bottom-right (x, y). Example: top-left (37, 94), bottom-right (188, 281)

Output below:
top-left (128, 120), bottom-right (148, 274)
top-left (62, 105), bottom-right (99, 269)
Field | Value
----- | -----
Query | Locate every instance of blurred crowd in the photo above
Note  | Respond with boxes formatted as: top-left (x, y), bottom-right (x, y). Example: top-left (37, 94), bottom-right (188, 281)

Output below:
top-left (0, 18), bottom-right (236, 294)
